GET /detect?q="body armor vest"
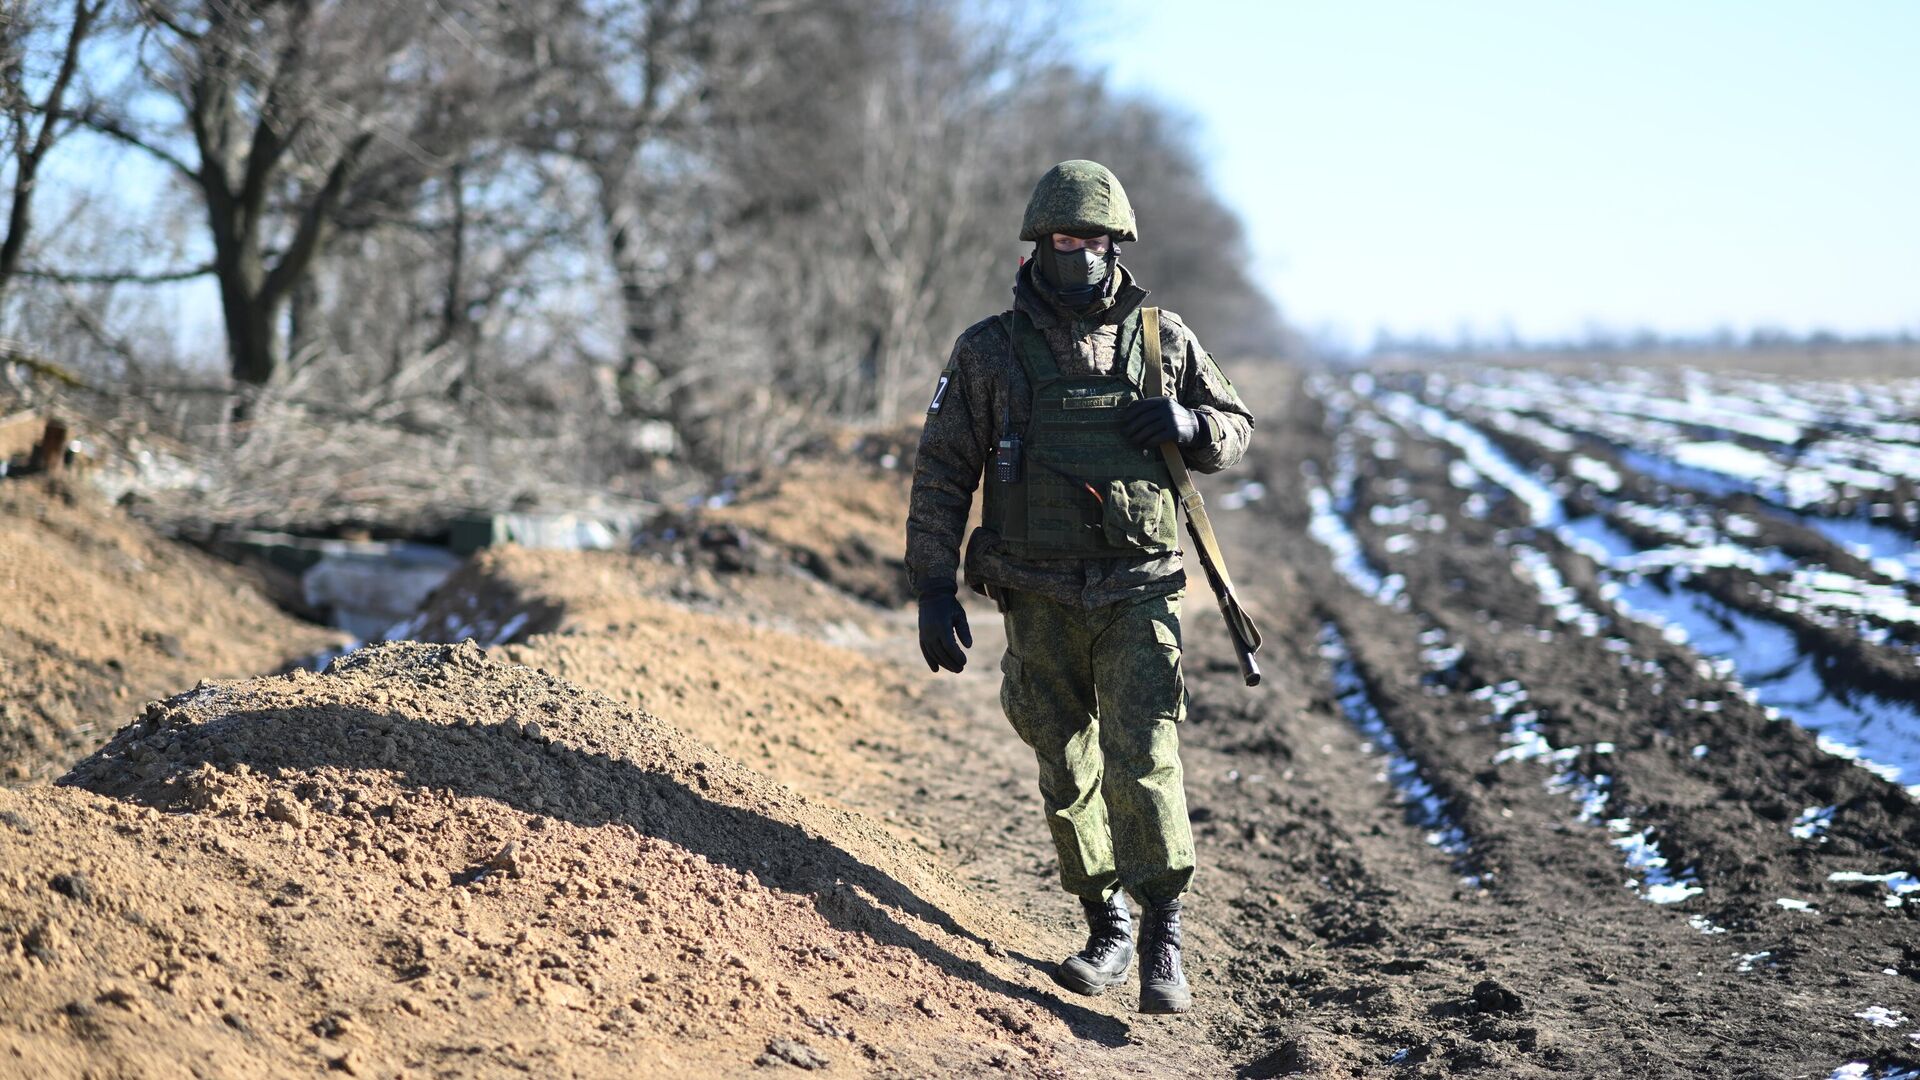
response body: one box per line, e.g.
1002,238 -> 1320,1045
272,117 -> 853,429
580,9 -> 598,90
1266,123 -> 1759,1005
982,309 -> 1179,559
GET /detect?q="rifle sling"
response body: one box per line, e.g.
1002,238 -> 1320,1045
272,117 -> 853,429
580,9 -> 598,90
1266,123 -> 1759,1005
1141,308 -> 1263,653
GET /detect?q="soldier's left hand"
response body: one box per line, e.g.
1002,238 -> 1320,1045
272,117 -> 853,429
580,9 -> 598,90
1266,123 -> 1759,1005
917,590 -> 972,673
1122,396 -> 1200,448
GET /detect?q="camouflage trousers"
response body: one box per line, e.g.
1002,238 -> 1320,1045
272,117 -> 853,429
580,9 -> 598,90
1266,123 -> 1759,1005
998,587 -> 1195,907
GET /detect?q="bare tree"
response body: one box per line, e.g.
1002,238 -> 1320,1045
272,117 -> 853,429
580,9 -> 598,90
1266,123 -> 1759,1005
76,0 -> 561,387
534,0 -> 747,426
0,0 -> 109,300
1,0 -> 1290,521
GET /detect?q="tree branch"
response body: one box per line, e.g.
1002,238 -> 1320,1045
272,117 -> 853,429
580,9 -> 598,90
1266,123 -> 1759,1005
0,340 -> 100,392
0,0 -> 103,292
132,0 -> 205,44
238,4 -> 311,221
64,106 -> 197,180
51,280 -> 150,379
260,130 -> 374,305
18,262 -> 215,285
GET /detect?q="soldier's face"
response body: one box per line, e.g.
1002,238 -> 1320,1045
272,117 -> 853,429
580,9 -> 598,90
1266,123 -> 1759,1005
1051,233 -> 1112,255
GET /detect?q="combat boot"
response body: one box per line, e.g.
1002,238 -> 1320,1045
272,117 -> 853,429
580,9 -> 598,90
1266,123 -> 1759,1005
1137,897 -> 1191,1014
1052,892 -> 1134,995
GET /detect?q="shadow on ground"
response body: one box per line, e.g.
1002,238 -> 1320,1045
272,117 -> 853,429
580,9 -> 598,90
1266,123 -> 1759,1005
66,703 -> 1131,1049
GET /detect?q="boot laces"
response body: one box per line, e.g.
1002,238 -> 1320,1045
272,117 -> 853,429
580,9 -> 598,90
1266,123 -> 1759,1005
1080,896 -> 1131,962
1143,902 -> 1184,982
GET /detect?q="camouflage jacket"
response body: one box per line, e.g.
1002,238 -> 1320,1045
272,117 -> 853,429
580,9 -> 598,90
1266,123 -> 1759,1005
906,262 -> 1254,609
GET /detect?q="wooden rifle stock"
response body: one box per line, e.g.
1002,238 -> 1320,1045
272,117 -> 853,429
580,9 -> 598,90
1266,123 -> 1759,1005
1142,307 -> 1263,688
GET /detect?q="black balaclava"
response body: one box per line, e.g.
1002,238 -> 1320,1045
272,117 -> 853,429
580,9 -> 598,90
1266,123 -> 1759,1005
1034,238 -> 1117,309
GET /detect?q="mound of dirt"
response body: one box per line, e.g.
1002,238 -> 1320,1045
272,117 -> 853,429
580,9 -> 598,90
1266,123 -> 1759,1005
2,641 -> 1086,1078
384,538 -> 927,812
398,544 -> 891,651
703,459 -> 908,607
637,428 -> 916,609
502,610 -> 917,804
0,477 -> 343,785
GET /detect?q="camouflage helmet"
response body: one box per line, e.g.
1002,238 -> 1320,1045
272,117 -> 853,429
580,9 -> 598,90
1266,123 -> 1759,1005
1020,159 -> 1137,244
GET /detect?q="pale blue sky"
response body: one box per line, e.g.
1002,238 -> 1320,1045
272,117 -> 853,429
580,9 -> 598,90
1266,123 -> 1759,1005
1093,1 -> 1919,350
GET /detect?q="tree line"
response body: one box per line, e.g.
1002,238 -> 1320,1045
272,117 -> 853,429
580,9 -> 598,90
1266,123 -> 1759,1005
1,0 -> 1288,475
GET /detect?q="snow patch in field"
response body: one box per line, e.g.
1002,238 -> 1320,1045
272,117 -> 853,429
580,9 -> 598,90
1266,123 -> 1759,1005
1814,735 -> 1912,792
1830,1063 -> 1920,1080
1307,482 -> 1405,606
1671,440 -> 1784,488
1483,408 -> 1576,453
1438,366 -> 1917,518
1804,514 -> 1920,583
1613,828 -> 1703,903
297,638 -> 363,673
1477,673 -> 1704,905
1569,455 -> 1622,492
1828,870 -> 1920,907
1783,568 -> 1920,628
1510,545 -> 1604,636
383,612 -> 428,641
1855,1006 -> 1909,1029
1418,627 -> 1465,673
1377,391 -> 1565,526
1218,480 -> 1266,511
488,612 -> 531,647
1792,806 -> 1835,841
1559,514 -> 1920,798
1318,623 -> 1475,867
1449,459 -> 1483,491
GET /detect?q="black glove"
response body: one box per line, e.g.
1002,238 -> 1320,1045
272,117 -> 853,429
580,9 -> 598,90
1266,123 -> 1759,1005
1122,396 -> 1200,448
917,588 -> 972,673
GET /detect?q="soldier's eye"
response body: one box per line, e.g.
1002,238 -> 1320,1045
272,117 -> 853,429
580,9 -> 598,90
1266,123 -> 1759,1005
1052,236 -> 1110,254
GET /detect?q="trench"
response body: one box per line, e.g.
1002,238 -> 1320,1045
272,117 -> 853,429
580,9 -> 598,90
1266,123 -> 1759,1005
212,510 -> 654,668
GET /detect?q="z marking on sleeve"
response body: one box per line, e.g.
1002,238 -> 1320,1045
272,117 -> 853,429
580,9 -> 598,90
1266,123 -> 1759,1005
928,374 -> 951,413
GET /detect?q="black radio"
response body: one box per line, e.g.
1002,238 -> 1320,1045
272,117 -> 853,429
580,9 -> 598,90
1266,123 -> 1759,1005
995,432 -> 1024,484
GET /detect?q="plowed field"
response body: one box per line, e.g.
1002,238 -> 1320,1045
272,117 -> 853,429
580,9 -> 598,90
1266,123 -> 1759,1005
1160,363 -> 1920,1077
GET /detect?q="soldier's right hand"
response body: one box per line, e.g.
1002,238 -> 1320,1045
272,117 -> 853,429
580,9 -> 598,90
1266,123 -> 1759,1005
917,589 -> 972,673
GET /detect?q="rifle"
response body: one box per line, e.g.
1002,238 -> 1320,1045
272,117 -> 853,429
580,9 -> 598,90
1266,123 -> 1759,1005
1141,307 -> 1264,687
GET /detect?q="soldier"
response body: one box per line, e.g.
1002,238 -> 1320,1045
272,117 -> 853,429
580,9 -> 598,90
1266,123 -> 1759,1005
905,159 -> 1254,1014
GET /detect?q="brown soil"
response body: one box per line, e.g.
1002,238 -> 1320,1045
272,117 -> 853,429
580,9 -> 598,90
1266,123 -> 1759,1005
0,449 -> 1210,1076
3,641 -> 1124,1078
702,449 -> 913,607
502,594 -> 916,800
0,477 -> 343,786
